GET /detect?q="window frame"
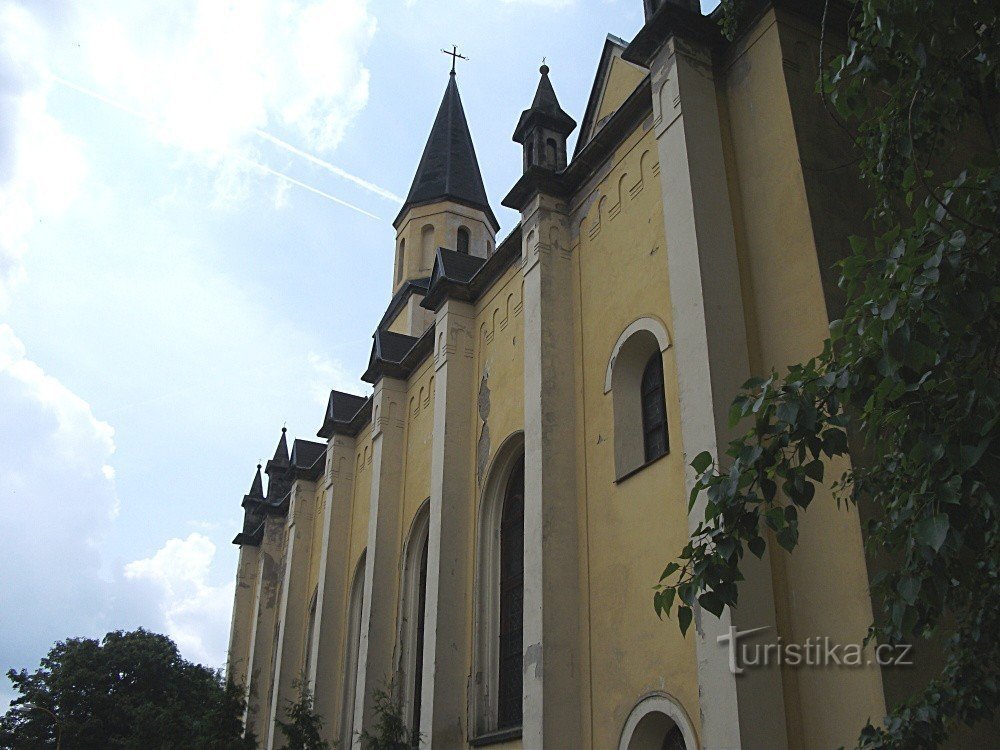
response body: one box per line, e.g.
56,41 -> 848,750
396,501 -> 430,745
471,432 -> 526,743
605,318 -> 672,482
641,351 -> 668,463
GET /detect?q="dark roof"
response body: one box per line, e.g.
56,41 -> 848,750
324,390 -> 368,425
246,464 -> 264,499
317,392 -> 373,438
266,427 -> 289,474
291,439 -> 326,470
433,247 -> 486,284
422,225 -> 522,312
376,277 -> 431,332
290,438 -> 326,481
513,64 -> 577,144
394,73 -> 499,231
362,329 -> 420,384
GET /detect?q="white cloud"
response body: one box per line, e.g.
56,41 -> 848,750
0,3 -> 87,309
124,533 -> 234,667
78,0 -> 377,158
0,323 -> 116,492
0,324 -> 121,683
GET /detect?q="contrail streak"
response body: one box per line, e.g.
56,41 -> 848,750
241,159 -> 381,220
49,74 -> 383,220
51,75 -> 156,123
253,129 -> 404,204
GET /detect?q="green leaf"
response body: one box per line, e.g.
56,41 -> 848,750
915,513 -> 949,552
804,460 -> 825,482
898,575 -> 921,606
699,591 -> 725,618
776,400 -> 800,425
691,451 -> 713,475
659,562 -> 680,582
748,536 -> 766,558
677,605 -> 693,637
777,526 -> 798,552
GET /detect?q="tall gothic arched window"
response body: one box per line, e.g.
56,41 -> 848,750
641,352 -> 668,462
457,226 -> 470,254
497,455 -> 524,729
398,503 -> 430,748
341,551 -> 366,750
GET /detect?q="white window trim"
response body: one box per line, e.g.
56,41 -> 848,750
604,316 -> 671,394
395,499 -> 430,732
470,431 -> 525,738
618,692 -> 699,750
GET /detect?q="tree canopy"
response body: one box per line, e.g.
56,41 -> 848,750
0,629 -> 255,750
655,0 -> 998,747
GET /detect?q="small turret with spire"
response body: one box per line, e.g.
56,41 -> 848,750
513,62 -> 576,173
234,463 -> 266,545
264,426 -> 293,504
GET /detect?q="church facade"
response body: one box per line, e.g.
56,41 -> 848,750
226,2 -> 892,748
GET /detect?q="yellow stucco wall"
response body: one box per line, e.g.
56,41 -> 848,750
594,55 -> 647,136
400,359 -> 435,541
718,9 -> 884,748
573,119 -> 701,747
349,424 -> 373,573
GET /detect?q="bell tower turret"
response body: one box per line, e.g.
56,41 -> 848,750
513,64 -> 576,173
391,67 -> 498,293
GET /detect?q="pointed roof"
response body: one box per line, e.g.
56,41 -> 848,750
265,427 -> 289,474
394,73 -> 498,231
247,464 -> 264,499
513,64 -> 577,144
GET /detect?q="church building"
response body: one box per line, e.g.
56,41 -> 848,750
226,1 -> 892,747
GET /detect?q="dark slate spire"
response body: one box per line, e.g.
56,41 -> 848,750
394,73 -> 498,230
247,463 -> 264,499
270,427 -> 289,467
514,64 -> 576,138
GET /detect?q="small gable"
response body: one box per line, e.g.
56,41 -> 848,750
575,36 -> 649,158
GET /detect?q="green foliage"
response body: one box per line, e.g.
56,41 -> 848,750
656,1 -> 999,747
276,684 -> 330,750
0,628 -> 255,750
355,684 -> 415,750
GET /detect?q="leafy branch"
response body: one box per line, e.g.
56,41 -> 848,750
657,1 -> 998,747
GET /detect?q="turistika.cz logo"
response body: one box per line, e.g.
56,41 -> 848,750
717,626 -> 913,675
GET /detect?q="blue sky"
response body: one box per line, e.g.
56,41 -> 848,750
0,0 -> 717,702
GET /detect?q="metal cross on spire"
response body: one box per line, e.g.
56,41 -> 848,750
441,44 -> 468,75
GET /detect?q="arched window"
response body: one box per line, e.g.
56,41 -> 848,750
606,318 -> 671,480
341,551 -> 366,750
421,224 -> 435,261
498,456 -> 524,729
618,693 -> 696,750
397,503 -> 430,747
641,353 -> 668,462
396,239 -> 406,284
457,226 -> 471,254
472,433 -> 525,739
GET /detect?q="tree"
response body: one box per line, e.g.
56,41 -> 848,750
276,684 -> 329,750
355,683 -> 414,750
654,1 -> 998,748
0,629 -> 256,750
